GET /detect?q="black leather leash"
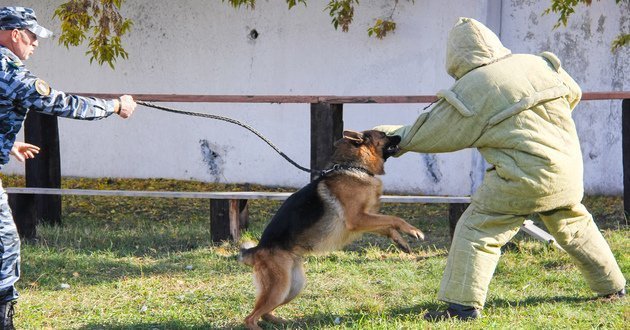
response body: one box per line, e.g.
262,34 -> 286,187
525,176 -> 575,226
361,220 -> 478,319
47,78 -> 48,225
137,101 -> 322,175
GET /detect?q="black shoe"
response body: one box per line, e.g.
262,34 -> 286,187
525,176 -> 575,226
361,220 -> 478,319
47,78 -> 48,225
424,303 -> 481,321
0,301 -> 15,330
600,288 -> 626,300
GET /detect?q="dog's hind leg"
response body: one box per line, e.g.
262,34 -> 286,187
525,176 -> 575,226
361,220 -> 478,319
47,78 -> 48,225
286,256 -> 306,303
244,251 -> 294,330
262,256 -> 306,324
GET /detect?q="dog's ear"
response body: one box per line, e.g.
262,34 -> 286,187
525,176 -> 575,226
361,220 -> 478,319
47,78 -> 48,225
342,130 -> 364,145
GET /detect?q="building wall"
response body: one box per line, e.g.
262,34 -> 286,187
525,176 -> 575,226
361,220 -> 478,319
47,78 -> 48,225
1,0 -> 627,195
500,0 -> 629,195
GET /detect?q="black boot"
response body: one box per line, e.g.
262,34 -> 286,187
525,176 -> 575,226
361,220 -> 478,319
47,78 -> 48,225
600,288 -> 626,300
0,301 -> 15,330
424,303 -> 481,321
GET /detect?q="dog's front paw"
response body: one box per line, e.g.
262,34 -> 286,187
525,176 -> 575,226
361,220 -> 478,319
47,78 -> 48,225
388,229 -> 412,253
410,228 -> 425,240
403,224 -> 425,240
395,240 -> 412,253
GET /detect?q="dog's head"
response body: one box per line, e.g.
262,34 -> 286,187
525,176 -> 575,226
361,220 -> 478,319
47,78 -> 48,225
331,130 -> 401,175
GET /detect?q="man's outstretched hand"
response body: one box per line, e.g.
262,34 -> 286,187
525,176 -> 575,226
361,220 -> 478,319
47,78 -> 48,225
10,142 -> 40,162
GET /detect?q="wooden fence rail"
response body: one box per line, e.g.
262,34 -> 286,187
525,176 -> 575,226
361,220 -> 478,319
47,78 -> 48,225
64,91 -> 630,103
9,92 -> 630,241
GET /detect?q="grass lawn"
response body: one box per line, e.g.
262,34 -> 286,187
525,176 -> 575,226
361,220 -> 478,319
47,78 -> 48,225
2,176 -> 628,329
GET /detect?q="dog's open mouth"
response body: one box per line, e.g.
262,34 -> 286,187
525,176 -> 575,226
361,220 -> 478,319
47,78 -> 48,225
383,136 -> 402,159
384,145 -> 400,159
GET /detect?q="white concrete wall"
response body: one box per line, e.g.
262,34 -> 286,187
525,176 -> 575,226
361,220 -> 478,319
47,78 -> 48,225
501,0 -> 629,195
1,0 -> 627,195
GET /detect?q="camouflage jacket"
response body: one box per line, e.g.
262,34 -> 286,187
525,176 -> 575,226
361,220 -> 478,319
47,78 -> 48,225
0,46 -> 116,168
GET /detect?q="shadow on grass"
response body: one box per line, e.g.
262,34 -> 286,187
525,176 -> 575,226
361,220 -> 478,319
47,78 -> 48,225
210,301 -> 440,330
19,248 -> 249,289
236,305 -> 433,330
488,294 -> 598,307
382,294 -> 593,319
77,321 -> 222,330
77,321 -> 300,330
73,294 -> 617,329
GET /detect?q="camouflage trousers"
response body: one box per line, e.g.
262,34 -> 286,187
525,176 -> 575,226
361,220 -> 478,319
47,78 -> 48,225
0,181 -> 19,303
438,202 -> 626,309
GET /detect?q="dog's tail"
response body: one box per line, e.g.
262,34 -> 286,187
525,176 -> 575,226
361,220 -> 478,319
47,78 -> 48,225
238,241 -> 258,266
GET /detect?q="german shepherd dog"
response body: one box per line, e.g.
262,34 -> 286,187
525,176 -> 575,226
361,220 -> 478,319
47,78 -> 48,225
239,129 -> 424,330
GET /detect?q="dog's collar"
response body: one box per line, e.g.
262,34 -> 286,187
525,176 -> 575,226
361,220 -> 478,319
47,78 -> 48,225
320,164 -> 374,177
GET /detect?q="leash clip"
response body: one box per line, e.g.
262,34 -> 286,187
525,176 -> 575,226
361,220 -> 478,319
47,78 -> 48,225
320,164 -> 342,177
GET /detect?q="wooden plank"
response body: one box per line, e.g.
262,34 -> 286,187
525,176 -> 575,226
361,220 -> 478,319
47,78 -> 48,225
448,203 -> 468,242
521,220 -> 563,250
210,200 -> 231,242
24,111 -> 62,226
623,99 -> 630,217
381,195 -> 470,203
70,92 -> 630,104
5,188 -> 293,200
581,92 -> 630,101
228,199 -> 244,238
237,200 -> 249,229
4,187 -> 471,203
316,96 -> 438,103
210,199 -> 248,242
72,94 -> 440,104
311,103 -> 343,180
7,193 -> 37,239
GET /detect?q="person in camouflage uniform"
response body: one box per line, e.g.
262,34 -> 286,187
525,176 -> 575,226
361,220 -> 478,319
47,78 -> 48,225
0,7 -> 136,329
375,17 -> 626,321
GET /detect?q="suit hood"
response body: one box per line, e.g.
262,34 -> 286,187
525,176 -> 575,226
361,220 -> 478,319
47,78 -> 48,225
446,17 -> 512,79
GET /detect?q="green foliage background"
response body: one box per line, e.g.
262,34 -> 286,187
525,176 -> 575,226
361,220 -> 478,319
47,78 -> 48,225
53,0 -> 628,67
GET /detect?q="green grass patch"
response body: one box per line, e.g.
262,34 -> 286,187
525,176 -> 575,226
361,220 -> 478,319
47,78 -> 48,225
2,176 -> 627,329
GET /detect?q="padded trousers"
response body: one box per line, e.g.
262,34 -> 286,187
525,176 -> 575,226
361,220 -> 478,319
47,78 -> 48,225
438,202 -> 626,308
